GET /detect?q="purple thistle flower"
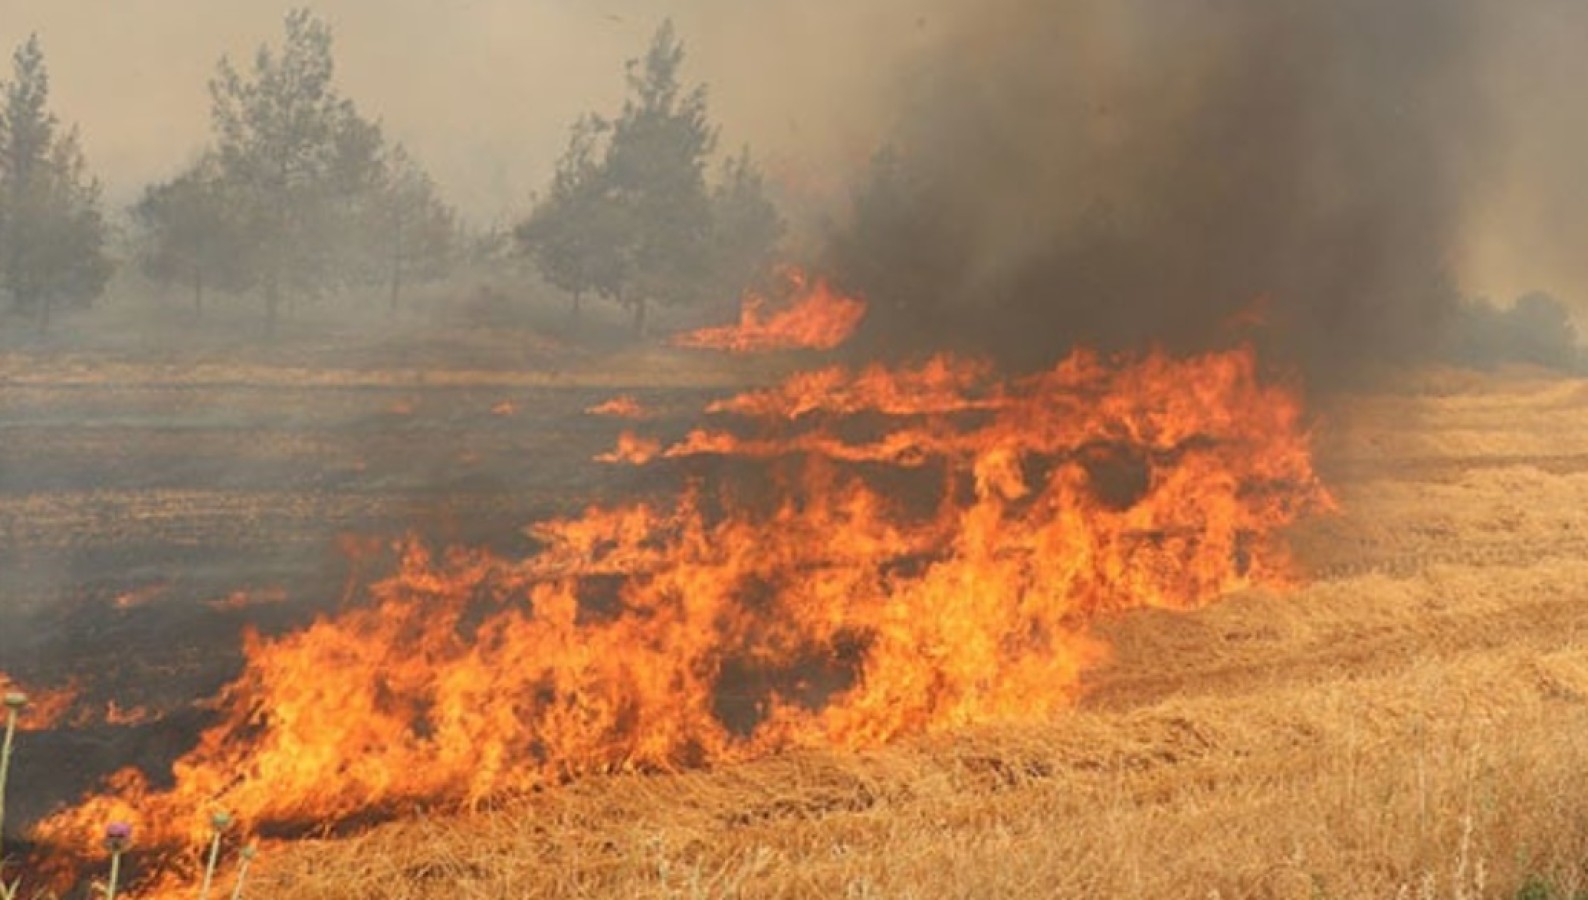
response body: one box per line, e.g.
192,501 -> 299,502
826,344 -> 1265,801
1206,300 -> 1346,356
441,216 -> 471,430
104,820 -> 132,852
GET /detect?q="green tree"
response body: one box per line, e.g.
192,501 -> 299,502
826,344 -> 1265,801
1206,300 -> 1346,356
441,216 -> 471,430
130,154 -> 250,316
208,8 -> 384,333
516,115 -> 617,323
604,20 -> 716,334
827,147 -> 970,350
705,146 -> 783,308
0,36 -> 111,332
519,21 -> 717,336
370,144 -> 456,313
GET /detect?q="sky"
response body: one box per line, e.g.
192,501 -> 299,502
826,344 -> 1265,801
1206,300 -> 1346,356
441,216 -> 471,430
0,1 -> 1584,313
0,0 -> 935,227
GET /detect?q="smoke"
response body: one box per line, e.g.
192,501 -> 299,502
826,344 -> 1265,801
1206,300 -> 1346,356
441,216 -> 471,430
826,0 -> 1500,383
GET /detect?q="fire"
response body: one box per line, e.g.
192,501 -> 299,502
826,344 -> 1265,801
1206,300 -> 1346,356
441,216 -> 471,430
205,587 -> 289,612
113,581 -> 171,610
31,344 -> 1330,879
1,673 -> 80,732
586,394 -> 649,419
671,268 -> 866,353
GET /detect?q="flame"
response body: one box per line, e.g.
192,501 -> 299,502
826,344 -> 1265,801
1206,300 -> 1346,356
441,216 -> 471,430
593,431 -> 662,464
586,395 -> 650,419
0,673 -> 81,732
113,581 -> 171,610
672,268 -> 866,353
205,587 -> 289,612
32,344 -> 1330,876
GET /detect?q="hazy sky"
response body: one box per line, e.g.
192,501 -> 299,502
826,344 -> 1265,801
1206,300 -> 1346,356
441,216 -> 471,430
0,1 -> 1584,311
0,1 -> 935,226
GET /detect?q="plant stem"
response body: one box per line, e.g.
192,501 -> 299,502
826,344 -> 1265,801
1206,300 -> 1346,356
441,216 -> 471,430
0,705 -> 16,865
106,850 -> 122,900
200,831 -> 223,900
228,846 -> 256,900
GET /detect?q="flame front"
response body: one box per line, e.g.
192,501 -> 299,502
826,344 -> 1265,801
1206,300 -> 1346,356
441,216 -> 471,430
671,267 -> 866,353
34,344 -> 1330,862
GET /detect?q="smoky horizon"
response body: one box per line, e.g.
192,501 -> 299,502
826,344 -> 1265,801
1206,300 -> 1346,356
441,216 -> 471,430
0,0 -> 1582,337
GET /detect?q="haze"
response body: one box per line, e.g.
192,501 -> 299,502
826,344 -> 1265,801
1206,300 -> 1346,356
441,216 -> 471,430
0,1 -> 1584,311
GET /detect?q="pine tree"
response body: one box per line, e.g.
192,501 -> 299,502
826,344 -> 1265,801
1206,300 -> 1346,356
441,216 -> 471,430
131,154 -> 250,317
0,35 -> 111,332
518,21 -> 719,336
208,8 -> 384,332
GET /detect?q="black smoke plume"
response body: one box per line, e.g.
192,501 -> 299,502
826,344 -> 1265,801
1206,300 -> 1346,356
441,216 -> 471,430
827,0 -> 1495,384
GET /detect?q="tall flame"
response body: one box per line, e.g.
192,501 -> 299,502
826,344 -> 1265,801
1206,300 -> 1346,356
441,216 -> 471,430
33,344 -> 1330,873
671,268 -> 866,353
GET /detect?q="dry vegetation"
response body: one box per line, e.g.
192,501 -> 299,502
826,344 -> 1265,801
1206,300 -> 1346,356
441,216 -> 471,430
151,367 -> 1586,900
8,358 -> 1588,898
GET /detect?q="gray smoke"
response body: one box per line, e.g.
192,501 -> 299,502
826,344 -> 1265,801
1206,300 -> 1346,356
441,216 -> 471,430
827,0 -> 1497,383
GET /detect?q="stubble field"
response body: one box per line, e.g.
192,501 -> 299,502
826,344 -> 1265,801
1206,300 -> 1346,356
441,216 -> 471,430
4,340 -> 1587,899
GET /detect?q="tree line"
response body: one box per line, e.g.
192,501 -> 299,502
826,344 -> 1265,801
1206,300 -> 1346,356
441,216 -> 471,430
0,10 -> 783,336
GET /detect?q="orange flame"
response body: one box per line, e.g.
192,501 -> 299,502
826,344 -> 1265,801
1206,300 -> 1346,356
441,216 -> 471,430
586,395 -> 650,419
113,581 -> 171,610
205,587 -> 290,612
1,673 -> 81,732
33,344 -> 1331,874
672,268 -> 866,353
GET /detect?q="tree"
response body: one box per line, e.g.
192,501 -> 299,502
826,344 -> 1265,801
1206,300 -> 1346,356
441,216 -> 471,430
515,115 -> 617,323
368,144 -> 456,314
826,147 -> 971,352
705,147 -> 783,309
208,8 -> 384,332
603,20 -> 716,334
0,36 -> 111,331
518,21 -> 717,336
130,154 -> 250,316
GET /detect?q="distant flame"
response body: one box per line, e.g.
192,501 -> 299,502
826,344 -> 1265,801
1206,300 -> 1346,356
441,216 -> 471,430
586,395 -> 649,419
672,268 -> 865,353
0,674 -> 80,732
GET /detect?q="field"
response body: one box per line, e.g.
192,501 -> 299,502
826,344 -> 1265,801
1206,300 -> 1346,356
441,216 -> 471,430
4,333 -> 1588,898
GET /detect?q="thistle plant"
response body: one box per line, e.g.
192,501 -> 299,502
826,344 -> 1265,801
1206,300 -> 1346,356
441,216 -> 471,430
104,821 -> 132,900
228,843 -> 257,900
199,810 -> 231,900
0,692 -> 26,868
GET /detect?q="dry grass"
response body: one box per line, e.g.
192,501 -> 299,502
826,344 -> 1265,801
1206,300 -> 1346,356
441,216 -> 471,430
116,368 -> 1588,897
151,368 -> 1588,899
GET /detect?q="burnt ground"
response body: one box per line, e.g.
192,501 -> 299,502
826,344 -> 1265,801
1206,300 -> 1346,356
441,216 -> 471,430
0,328 -> 747,835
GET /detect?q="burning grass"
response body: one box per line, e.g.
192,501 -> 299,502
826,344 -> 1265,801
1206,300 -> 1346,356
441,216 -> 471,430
22,342 -> 1332,893
670,268 -> 866,354
13,354 -> 1588,898
228,641 -> 1588,900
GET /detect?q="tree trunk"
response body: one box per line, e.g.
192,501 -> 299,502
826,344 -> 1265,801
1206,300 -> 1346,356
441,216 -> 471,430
389,214 -> 403,317
193,266 -> 204,319
265,278 -> 280,338
388,260 -> 402,317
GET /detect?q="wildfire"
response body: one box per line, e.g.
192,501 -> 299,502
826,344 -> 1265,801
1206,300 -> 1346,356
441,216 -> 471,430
31,343 -> 1331,879
586,394 -> 650,419
671,268 -> 866,353
0,673 -> 79,732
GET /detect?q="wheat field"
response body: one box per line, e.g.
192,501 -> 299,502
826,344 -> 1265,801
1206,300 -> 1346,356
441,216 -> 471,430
159,367 -> 1582,900
8,360 -> 1588,899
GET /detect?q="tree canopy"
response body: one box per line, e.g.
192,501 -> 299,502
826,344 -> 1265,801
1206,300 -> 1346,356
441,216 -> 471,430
154,8 -> 459,331
0,35 -> 111,331
518,21 -> 782,335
